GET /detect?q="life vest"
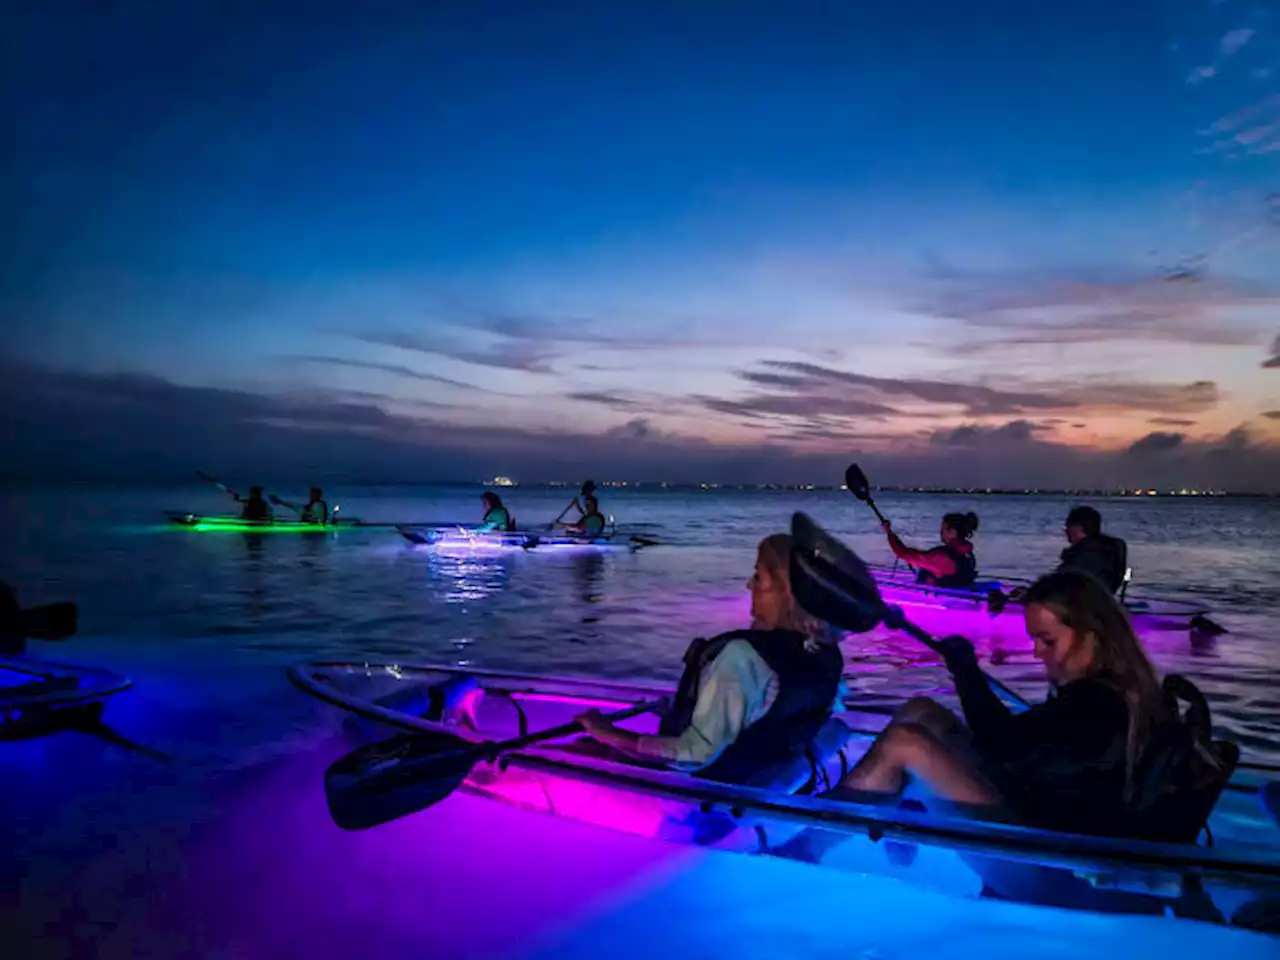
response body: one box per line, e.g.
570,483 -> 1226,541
580,512 -> 605,538
483,507 -> 514,532
915,543 -> 978,590
1060,535 -> 1128,594
301,500 -> 329,524
242,498 -> 271,522
658,629 -> 844,784
1125,675 -> 1239,844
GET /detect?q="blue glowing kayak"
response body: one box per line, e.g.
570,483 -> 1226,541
396,526 -> 659,551
291,661 -> 1280,933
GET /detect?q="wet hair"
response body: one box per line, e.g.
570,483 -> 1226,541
249,486 -> 264,497
1021,569 -> 1164,798
942,511 -> 980,541
481,491 -> 504,511
1066,505 -> 1102,538
309,487 -> 323,499
755,533 -> 832,641
580,479 -> 597,496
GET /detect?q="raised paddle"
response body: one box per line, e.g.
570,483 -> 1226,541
196,469 -> 239,498
844,463 -> 892,528
789,510 -> 1030,711
323,696 -> 666,829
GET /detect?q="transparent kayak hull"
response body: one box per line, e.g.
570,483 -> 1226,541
396,526 -> 649,552
1,656 -> 131,735
291,661 -> 1280,932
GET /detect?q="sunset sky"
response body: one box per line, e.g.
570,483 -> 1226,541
5,2 -> 1279,488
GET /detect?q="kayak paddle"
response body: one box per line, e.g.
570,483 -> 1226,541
196,470 -> 241,500
845,463 -> 891,528
789,510 -> 1030,711
324,697 -> 665,829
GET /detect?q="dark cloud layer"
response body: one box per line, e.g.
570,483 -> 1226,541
1126,431 -> 1186,455
2,360 -> 1277,491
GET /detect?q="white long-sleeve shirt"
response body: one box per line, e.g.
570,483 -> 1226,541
630,638 -> 845,769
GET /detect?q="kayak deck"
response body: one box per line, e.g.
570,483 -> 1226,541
292,661 -> 1280,931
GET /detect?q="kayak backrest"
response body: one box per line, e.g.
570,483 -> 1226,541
1127,674 -> 1238,844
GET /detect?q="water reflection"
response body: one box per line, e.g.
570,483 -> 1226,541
422,549 -> 514,605
573,552 -> 607,620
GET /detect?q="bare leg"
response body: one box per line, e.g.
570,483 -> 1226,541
834,722 -> 1002,806
892,696 -> 969,747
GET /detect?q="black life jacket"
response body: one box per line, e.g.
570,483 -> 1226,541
916,543 -> 978,590
242,497 -> 271,522
658,629 -> 844,784
1060,535 -> 1128,594
1126,675 -> 1239,844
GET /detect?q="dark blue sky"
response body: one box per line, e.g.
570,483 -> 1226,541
5,2 -> 1279,487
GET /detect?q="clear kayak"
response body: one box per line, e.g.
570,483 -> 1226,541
164,511 -> 375,533
1,656 -> 132,736
867,563 -> 1214,629
396,525 -> 659,552
290,661 -> 1280,932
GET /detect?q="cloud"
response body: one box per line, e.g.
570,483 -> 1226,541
1126,432 -> 1186,455
928,420 -> 1045,447
284,355 -> 484,391
3,359 -> 1277,491
566,391 -> 646,411
1220,27 -> 1255,57
1188,65 -> 1218,85
347,329 -> 559,373
722,361 -> 1220,422
1149,416 -> 1198,427
1201,94 -> 1280,156
1263,410 -> 1280,420
914,266 -> 1276,355
1265,334 -> 1280,368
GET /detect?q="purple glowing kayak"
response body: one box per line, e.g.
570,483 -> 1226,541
291,661 -> 1280,931
866,563 -> 1213,629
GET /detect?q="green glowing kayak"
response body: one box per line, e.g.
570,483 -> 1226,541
164,511 -> 369,533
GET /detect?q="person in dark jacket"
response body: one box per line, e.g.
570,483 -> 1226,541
1058,506 -> 1128,594
826,570 -> 1166,837
882,512 -> 980,590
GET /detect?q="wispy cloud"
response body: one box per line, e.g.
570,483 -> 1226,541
913,267 -> 1275,355
566,391 -> 647,411
1220,27 -> 1256,57
1201,94 -> 1280,156
1263,410 -> 1280,420
1149,416 -> 1198,427
283,355 -> 484,391
1188,64 -> 1218,85
347,330 -> 559,373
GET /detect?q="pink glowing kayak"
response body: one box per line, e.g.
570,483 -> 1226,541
290,661 -> 1280,932
866,563 -> 1215,630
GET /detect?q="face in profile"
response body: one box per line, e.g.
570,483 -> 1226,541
1024,602 -> 1098,685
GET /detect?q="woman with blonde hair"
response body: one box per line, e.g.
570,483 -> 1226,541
576,533 -> 845,782
829,569 -> 1167,836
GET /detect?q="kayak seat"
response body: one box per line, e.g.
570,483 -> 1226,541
1126,674 -> 1239,845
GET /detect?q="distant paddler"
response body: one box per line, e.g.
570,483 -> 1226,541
478,491 -> 516,532
882,511 -> 980,590
550,480 -> 607,538
271,487 -> 330,525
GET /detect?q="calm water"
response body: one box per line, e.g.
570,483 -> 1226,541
3,483 -> 1279,760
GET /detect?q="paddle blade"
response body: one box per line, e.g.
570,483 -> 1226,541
789,512 -> 885,634
19,602 -> 78,641
844,463 -> 872,502
324,730 -> 481,830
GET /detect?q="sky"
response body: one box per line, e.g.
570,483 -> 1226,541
4,1 -> 1280,489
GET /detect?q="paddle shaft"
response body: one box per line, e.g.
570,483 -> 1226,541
886,604 -> 1030,711
482,697 -> 665,757
549,497 -> 582,529
197,470 -> 240,500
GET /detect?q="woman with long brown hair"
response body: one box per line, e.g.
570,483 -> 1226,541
829,569 -> 1166,836
575,533 -> 845,782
